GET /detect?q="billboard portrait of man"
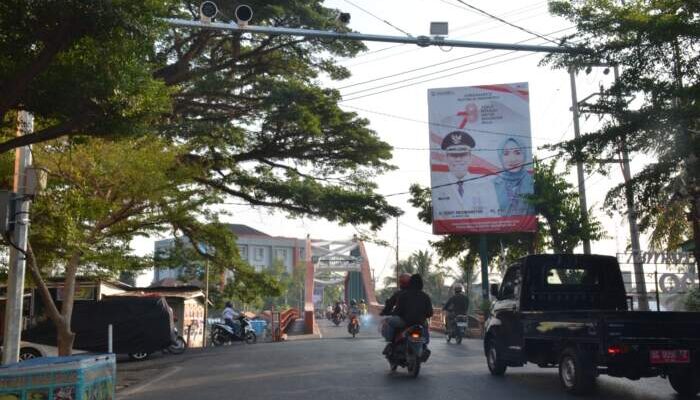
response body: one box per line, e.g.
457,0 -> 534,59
433,130 -> 498,217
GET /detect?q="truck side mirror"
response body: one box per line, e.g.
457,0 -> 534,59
490,284 -> 499,298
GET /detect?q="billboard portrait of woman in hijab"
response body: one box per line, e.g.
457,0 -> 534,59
493,137 -> 534,216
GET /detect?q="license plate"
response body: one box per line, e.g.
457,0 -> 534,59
456,322 -> 468,327
649,350 -> 690,364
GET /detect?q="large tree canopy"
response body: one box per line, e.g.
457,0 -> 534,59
157,1 -> 400,229
543,0 -> 699,263
1,0 -> 401,229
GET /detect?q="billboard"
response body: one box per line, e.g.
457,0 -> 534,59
428,83 -> 536,234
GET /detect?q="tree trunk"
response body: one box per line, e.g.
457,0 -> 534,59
57,321 -> 76,356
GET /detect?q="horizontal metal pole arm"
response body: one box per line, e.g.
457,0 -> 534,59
163,18 -> 584,54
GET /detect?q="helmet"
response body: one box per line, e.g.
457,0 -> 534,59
398,273 -> 411,289
360,299 -> 365,304
225,301 -> 233,308
454,284 -> 464,294
350,299 -> 357,306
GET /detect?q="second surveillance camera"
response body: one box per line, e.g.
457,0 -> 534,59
199,1 -> 218,23
336,12 -> 351,24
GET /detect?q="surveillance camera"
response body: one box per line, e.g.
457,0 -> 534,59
336,12 -> 351,24
199,1 -> 218,23
235,4 -> 253,27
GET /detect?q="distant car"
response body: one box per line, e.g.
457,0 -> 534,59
0,341 -> 87,362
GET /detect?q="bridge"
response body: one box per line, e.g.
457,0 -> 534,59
301,237 -> 381,334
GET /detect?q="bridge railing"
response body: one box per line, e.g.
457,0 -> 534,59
271,308 -> 299,341
429,308 -> 485,338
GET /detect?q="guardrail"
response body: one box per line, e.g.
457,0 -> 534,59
271,308 -> 299,341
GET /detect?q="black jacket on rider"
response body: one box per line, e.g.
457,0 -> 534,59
380,289 -> 405,316
393,274 -> 433,326
443,293 -> 469,315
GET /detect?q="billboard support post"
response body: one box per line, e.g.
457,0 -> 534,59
480,235 -> 489,301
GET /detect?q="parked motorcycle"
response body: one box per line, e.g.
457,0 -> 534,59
211,316 -> 257,346
446,314 -> 468,344
384,325 -> 430,377
347,314 -> 360,338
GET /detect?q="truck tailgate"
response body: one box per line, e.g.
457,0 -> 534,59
602,311 -> 700,344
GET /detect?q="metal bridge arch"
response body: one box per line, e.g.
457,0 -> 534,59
303,237 -> 378,334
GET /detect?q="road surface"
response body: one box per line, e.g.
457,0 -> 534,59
119,316 -> 680,399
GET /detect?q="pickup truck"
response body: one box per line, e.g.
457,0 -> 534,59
484,254 -> 700,396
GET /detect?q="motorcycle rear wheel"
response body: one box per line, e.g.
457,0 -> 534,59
245,331 -> 257,344
211,330 -> 227,346
408,358 -> 421,378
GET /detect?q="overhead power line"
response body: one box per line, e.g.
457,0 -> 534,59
337,26 -> 575,90
341,51 -> 538,101
382,153 -> 560,198
341,104 -> 540,139
451,0 -> 561,45
341,0 -> 413,37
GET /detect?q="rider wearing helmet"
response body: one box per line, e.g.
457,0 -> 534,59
443,284 -> 469,332
349,299 -> 360,316
380,273 -> 412,343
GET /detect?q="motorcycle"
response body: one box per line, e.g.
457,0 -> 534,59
211,316 -> 257,346
347,314 -> 360,338
331,312 -> 343,326
446,314 -> 468,344
384,325 -> 430,378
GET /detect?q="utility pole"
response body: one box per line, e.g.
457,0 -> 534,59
614,65 -> 649,311
395,217 -> 400,288
2,111 -> 33,365
569,68 -> 592,255
202,259 -> 210,347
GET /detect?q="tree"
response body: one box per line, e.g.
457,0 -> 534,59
1,1 -> 402,230
154,1 -> 401,230
528,161 -> 605,253
13,136 -> 278,355
544,1 -> 700,266
0,0 -> 172,152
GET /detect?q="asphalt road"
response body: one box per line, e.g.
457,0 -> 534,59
119,317 -> 683,400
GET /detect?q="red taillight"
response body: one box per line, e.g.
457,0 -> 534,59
608,345 -> 629,355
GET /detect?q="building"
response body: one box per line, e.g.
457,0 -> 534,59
153,224 -> 308,285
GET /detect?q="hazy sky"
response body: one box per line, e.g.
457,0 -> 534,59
135,0 -> 649,287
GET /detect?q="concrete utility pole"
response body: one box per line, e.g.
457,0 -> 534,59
395,218 -> 400,288
613,65 -> 649,311
202,259 -> 210,347
568,69 -> 592,255
2,111 -> 33,365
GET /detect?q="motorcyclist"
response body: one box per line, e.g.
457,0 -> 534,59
393,274 -> 433,344
333,300 -> 342,318
443,284 -> 469,333
359,299 -> 368,315
380,273 -> 411,342
222,301 -> 241,336
348,299 -> 360,316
